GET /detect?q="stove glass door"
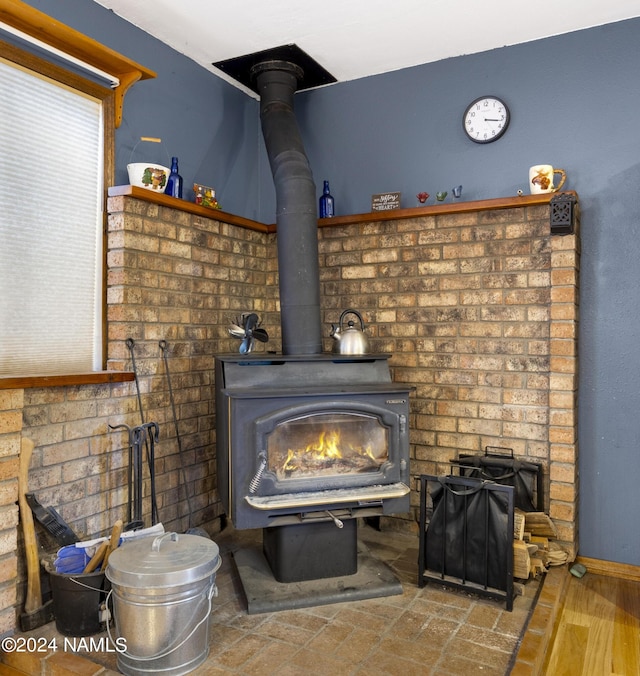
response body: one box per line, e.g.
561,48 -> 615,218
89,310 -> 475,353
266,412 -> 389,482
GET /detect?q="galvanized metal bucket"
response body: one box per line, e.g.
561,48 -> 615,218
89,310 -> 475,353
106,532 -> 221,676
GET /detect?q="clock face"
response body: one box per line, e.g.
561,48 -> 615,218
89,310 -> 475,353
463,96 -> 510,144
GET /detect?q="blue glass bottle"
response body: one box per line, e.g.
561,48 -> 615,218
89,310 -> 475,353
164,156 -> 183,199
319,180 -> 334,218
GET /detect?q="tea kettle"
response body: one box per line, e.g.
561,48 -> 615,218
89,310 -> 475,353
330,309 -> 369,355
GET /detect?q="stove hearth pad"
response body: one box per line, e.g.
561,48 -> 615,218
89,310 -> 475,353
234,529 -> 403,615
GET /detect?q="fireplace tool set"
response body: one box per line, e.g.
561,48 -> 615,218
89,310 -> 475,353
106,338 -> 200,533
108,421 -> 159,530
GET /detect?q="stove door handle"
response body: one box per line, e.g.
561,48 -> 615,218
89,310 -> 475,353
325,510 -> 344,528
249,452 -> 268,494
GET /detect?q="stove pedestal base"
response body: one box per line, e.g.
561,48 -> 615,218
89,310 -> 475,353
263,519 -> 358,582
233,538 -> 403,615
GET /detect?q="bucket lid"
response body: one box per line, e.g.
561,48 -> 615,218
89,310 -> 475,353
106,532 -> 221,588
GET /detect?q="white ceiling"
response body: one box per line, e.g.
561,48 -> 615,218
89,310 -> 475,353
93,0 -> 640,98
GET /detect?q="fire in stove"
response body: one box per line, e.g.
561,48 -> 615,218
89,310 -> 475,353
271,414 -> 387,479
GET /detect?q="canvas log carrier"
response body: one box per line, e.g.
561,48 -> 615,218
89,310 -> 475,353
450,446 -> 544,512
418,474 -> 515,610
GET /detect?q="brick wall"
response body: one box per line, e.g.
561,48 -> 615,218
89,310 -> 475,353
104,196 -> 271,533
0,195 -> 271,633
317,204 -> 579,552
0,192 -> 578,633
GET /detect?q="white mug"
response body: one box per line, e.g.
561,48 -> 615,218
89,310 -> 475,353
529,165 -> 566,194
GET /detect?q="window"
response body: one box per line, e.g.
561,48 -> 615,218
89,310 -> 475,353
0,2 -> 153,381
0,51 -> 106,375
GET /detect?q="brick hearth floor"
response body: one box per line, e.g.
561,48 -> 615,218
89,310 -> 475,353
4,522 -> 550,675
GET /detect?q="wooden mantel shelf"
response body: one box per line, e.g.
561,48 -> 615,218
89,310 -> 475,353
110,185 -> 577,233
318,191 -> 577,227
108,185 -> 273,233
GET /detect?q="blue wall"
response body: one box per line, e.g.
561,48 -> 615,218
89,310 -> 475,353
295,20 -> 640,567
21,1 -> 640,566
22,0 -> 261,219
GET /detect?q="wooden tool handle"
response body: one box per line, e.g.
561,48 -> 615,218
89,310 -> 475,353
103,519 -> 123,569
82,541 -> 108,574
19,438 -> 41,614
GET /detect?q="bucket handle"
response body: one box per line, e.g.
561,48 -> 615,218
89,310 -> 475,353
152,531 -> 178,551
106,581 -> 218,662
128,137 -> 171,166
67,577 -> 106,593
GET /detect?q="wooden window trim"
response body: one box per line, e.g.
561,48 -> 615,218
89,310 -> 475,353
0,0 -> 156,127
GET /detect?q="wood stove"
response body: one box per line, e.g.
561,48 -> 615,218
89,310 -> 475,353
212,53 -> 411,596
215,354 -> 411,582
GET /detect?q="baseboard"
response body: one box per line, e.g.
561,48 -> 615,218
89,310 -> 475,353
575,556 -> 640,582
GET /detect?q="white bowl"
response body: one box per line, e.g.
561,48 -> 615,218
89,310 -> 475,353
127,163 -> 171,191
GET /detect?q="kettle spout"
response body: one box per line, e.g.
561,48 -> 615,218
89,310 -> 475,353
330,324 -> 341,340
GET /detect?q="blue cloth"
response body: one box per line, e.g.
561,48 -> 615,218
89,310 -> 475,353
54,545 -> 89,574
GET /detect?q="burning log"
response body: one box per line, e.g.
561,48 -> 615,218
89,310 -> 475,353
276,426 -> 384,480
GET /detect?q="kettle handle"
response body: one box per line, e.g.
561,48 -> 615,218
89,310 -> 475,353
339,309 -> 365,330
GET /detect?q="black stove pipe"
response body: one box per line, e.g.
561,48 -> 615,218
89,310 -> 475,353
251,60 -> 322,355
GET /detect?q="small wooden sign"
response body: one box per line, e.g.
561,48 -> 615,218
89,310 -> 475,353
371,192 -> 401,211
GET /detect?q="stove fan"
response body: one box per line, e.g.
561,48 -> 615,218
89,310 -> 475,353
228,313 -> 269,353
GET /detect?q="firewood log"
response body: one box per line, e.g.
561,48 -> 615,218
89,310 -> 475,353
530,556 -> 547,577
524,512 -> 558,538
514,509 -> 526,540
513,540 -> 531,579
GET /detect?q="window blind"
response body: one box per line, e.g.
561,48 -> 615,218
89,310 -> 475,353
0,57 -> 103,375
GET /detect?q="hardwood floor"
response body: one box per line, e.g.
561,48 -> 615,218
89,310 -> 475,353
543,572 -> 640,675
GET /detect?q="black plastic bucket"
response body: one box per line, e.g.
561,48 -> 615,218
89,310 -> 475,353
47,566 -> 107,636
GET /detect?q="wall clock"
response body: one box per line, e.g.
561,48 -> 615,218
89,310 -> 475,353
463,96 -> 510,144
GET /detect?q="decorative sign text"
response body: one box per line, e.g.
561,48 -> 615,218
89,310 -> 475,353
371,192 -> 401,211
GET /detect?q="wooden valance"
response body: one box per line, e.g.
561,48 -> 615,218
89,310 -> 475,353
0,0 -> 156,126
